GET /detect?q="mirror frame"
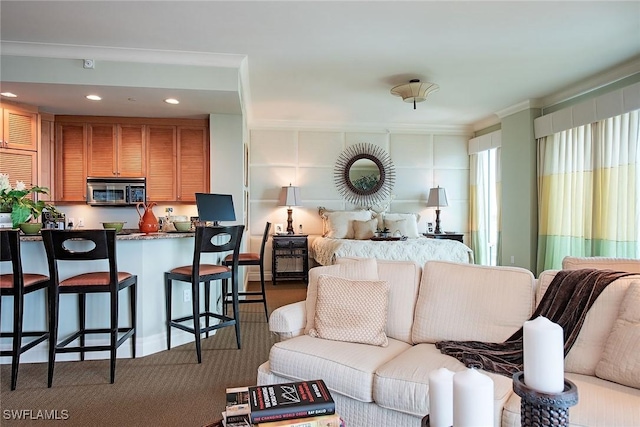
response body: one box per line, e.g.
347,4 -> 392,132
334,142 -> 396,207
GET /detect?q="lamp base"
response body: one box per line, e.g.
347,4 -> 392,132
434,209 -> 443,234
286,208 -> 294,234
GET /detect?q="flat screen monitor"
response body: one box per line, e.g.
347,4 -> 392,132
195,193 -> 236,225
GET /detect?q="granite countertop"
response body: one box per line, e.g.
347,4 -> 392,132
19,229 -> 196,242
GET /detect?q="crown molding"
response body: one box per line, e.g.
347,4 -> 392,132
249,119 -> 472,135
495,99 -> 543,119
471,114 -> 501,133
1,41 -> 245,68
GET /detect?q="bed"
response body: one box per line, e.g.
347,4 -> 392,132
311,236 -> 474,266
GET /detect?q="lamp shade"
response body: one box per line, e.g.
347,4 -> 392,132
426,186 -> 448,209
390,79 -> 439,109
278,185 -> 302,207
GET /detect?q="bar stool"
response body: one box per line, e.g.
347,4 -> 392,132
165,225 -> 244,363
222,222 -> 271,321
0,230 -> 52,390
41,229 -> 137,386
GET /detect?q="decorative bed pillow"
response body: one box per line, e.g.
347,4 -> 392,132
353,218 -> 377,240
305,258 -> 379,334
309,275 -> 390,347
595,281 -> 640,388
322,210 -> 372,239
383,213 -> 421,238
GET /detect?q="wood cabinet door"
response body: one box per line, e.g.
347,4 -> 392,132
177,126 -> 209,202
56,123 -> 87,202
87,123 -> 116,177
118,124 -> 146,177
2,107 -> 38,151
146,125 -> 176,202
39,117 -> 55,201
0,148 -> 37,191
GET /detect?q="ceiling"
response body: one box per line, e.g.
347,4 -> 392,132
1,1 -> 639,131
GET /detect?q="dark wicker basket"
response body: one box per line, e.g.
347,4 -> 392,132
512,372 -> 578,427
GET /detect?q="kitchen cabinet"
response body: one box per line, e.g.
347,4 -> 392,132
146,124 -> 209,203
0,104 -> 38,151
0,103 -> 38,191
39,114 -> 55,201
87,123 -> 145,178
55,123 -> 87,202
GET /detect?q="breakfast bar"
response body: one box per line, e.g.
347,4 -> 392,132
0,231 -> 228,365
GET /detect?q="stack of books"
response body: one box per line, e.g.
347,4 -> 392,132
222,379 -> 344,427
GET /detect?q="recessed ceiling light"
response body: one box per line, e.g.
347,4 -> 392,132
86,94 -> 102,101
164,98 -> 179,105
1,92 -> 17,98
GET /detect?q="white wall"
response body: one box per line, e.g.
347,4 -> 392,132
248,128 -> 471,274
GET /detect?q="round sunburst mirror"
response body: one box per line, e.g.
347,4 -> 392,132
334,143 -> 396,207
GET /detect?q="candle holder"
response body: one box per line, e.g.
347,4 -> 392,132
512,372 -> 578,427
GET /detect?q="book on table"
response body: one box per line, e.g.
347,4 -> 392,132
256,413 -> 343,427
247,379 -> 336,424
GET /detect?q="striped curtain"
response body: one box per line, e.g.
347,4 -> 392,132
469,148 -> 501,265
537,110 -> 640,273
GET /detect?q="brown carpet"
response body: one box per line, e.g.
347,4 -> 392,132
0,281 -> 307,427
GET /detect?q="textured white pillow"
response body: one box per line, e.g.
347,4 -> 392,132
353,218 -> 377,240
383,213 -> 421,238
305,258 -> 379,334
309,275 -> 390,347
595,281 -> 640,388
322,210 -> 372,239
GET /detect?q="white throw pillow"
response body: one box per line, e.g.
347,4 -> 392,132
383,213 -> 421,238
309,275 -> 390,347
304,258 -> 379,334
322,210 -> 372,239
353,218 -> 377,240
595,281 -> 640,388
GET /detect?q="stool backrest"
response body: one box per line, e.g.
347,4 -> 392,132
0,230 -> 22,290
193,225 -> 244,268
259,222 -> 272,259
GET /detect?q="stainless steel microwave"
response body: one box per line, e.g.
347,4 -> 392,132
86,177 -> 146,206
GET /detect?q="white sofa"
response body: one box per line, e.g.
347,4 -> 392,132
257,257 -> 640,427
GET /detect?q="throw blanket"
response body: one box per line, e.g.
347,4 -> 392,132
435,268 -> 633,377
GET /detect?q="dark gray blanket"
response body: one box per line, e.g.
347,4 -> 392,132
435,268 -> 633,377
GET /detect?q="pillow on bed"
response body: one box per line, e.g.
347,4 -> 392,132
353,218 -> 377,240
322,210 -> 373,239
383,213 -> 421,238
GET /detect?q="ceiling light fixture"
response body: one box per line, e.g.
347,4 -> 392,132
164,98 -> 179,105
1,92 -> 17,98
86,94 -> 102,101
390,79 -> 439,109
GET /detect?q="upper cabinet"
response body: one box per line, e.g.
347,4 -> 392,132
177,126 -> 209,202
87,123 -> 146,178
55,122 -> 87,202
0,105 -> 38,151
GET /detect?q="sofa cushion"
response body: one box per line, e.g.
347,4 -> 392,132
502,372 -> 640,427
268,334 -> 411,403
596,281 -> 640,388
562,256 -> 640,273
412,261 -> 536,344
304,258 -> 379,335
309,275 -> 390,347
335,258 -> 421,344
374,343 -> 513,424
538,271 -> 640,375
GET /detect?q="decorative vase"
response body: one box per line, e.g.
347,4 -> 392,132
0,212 -> 12,229
19,222 -> 43,235
136,202 -> 159,234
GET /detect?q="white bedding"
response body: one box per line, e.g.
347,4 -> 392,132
311,236 -> 474,266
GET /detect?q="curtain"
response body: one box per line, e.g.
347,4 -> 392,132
495,147 -> 502,266
469,148 -> 501,265
537,110 -> 640,273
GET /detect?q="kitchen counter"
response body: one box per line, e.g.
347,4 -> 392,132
1,229 -> 236,366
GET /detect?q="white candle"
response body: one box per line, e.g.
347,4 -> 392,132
429,367 -> 455,427
523,316 -> 564,393
453,368 -> 494,427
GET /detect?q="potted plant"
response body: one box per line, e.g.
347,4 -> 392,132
0,173 -> 59,234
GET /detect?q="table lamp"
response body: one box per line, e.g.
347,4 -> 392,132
426,186 -> 448,234
278,184 -> 301,234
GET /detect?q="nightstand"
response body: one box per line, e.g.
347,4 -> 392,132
423,232 -> 464,243
271,234 -> 309,285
